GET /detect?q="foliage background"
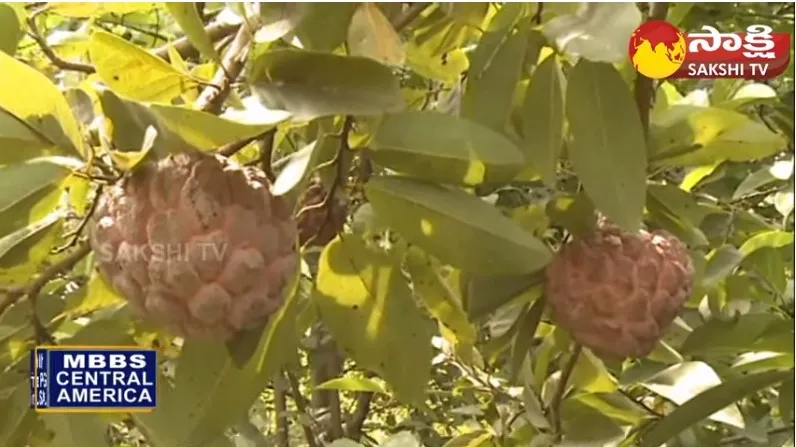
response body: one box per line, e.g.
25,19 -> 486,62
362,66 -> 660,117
0,2 -> 793,447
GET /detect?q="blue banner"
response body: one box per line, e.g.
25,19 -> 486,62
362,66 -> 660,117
30,346 -> 157,412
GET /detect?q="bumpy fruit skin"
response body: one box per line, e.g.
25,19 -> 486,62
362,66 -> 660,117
88,151 -> 298,340
296,182 -> 347,247
545,218 -> 694,360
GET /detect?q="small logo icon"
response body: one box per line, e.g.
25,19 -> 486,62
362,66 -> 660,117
629,20 -> 686,80
628,21 -> 790,80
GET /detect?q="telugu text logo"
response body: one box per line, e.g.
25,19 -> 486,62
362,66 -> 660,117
629,22 -> 790,80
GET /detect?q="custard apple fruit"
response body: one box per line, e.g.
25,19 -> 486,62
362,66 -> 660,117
88,151 -> 298,339
545,217 -> 694,359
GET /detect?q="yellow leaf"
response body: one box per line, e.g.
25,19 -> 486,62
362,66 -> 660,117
89,30 -> 199,103
348,2 -> 405,66
49,2 -> 157,17
0,52 -> 85,157
108,125 -> 157,172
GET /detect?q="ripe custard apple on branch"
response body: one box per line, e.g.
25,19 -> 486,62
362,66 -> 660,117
88,151 -> 299,340
545,216 -> 694,360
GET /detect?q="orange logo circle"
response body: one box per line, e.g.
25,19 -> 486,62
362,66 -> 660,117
628,20 -> 687,79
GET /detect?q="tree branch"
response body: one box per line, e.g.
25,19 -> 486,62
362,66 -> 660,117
548,344 -> 582,438
194,24 -> 251,114
718,424 -> 795,445
286,370 -> 318,447
298,117 -> 353,248
0,242 -> 91,316
274,374 -> 290,447
27,14 -> 95,74
345,390 -> 374,441
153,22 -> 240,60
392,3 -> 431,32
633,2 -> 670,135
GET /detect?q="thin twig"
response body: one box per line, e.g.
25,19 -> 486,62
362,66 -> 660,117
392,3 -> 431,32
345,391 -> 374,441
97,17 -> 169,42
0,242 -> 91,344
53,185 -> 104,254
0,242 -> 91,317
617,388 -> 663,418
27,13 -> 95,74
274,373 -> 290,447
299,117 -> 354,249
259,129 -> 277,182
548,344 -> 582,438
718,424 -> 795,445
633,2 -> 670,135
194,24 -> 251,114
153,22 -> 240,60
218,129 -> 273,158
286,371 -> 318,447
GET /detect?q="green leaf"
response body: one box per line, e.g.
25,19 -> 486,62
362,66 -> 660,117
463,272 -> 542,320
0,381 -> 35,446
97,88 -> 287,155
779,377 -> 794,422
165,3 -> 220,63
642,361 -> 745,428
0,156 -> 81,214
365,175 -> 552,275
369,111 -> 525,186
314,235 -> 435,405
254,3 -> 308,43
570,348 -> 618,393
701,244 -> 744,288
294,3 -> 357,52
41,414 -> 108,447
542,3 -> 641,63
406,41 -> 469,83
316,376 -> 389,394
566,60 -> 647,232
559,398 -> 626,445
739,230 -> 794,257
573,392 -> 649,425
638,369 -> 792,447
442,431 -> 493,447
0,209 -> 63,262
347,2 -> 405,66
522,54 -> 565,187
0,3 -> 22,55
249,48 -> 404,121
142,269 -> 304,447
732,166 -> 780,200
0,52 -> 85,157
462,27 -> 528,131
681,313 -> 785,355
732,352 -> 794,374
62,270 -> 125,317
272,133 -> 339,209
469,4 -> 528,75
650,106 -> 787,167
89,30 -> 199,103
381,431 -> 424,447
405,247 -> 476,345
150,103 -> 287,150
0,109 -> 52,159
509,296 -> 544,382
